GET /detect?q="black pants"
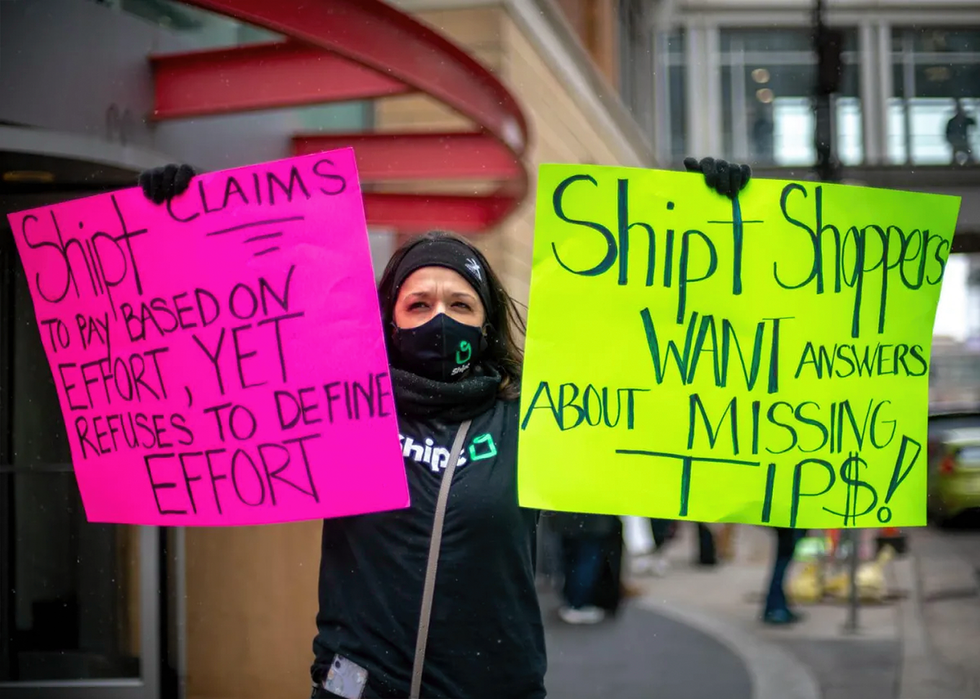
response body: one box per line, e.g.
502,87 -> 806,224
561,535 -> 605,608
647,520 -> 713,563
561,525 -> 624,614
696,523 -> 716,565
764,528 -> 806,614
593,525 -> 624,613
649,518 -> 671,549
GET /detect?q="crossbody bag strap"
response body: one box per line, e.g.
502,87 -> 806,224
409,418 -> 472,699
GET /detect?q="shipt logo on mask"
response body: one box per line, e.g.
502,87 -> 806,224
456,340 -> 472,365
400,432 -> 498,472
451,340 -> 472,377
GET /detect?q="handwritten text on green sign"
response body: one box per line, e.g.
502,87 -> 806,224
518,165 -> 960,528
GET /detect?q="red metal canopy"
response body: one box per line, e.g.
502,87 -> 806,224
151,0 -> 529,234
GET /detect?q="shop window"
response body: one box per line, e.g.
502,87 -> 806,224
888,28 -> 980,166
931,252 -> 980,412
105,0 -> 280,47
719,28 -> 862,166
0,234 -> 145,684
618,0 -> 654,135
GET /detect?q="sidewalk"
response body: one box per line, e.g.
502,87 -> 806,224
630,523 -> 900,699
901,526 -> 980,698
540,521 -> 980,699
538,522 -> 820,699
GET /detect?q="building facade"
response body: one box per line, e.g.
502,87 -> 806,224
634,0 -> 980,238
625,0 -> 980,410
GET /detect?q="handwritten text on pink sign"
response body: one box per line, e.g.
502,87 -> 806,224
7,149 -> 408,526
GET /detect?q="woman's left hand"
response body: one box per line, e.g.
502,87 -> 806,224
684,157 -> 751,199
138,164 -> 196,204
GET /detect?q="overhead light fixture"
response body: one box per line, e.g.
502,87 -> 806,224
756,88 -> 775,104
3,170 -> 55,183
751,68 -> 770,84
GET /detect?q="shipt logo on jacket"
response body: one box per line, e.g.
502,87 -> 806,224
399,432 -> 497,473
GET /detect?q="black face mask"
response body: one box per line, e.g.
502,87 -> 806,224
392,313 -> 486,382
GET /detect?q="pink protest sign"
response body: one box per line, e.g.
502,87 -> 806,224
6,149 -> 409,526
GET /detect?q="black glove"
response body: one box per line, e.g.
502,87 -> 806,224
684,157 -> 751,199
138,163 -> 196,204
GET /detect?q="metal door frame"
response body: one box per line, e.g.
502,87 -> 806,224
1,527 -> 161,699
0,199 -> 16,688
0,213 -> 161,699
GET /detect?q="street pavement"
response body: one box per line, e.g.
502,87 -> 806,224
539,519 -> 980,699
906,519 -> 980,698
541,587 -> 753,699
940,518 -> 980,568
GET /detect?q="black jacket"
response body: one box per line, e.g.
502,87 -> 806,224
312,397 -> 547,698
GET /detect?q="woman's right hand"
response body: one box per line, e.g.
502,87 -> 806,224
138,163 -> 196,204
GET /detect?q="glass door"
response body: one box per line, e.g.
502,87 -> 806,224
0,207 -> 160,699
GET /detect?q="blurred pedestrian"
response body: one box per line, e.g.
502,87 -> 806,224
695,523 -> 718,567
762,527 -> 807,625
946,99 -> 976,165
634,518 -> 673,576
636,520 -> 717,572
716,523 -> 737,562
751,104 -> 774,161
552,512 -> 622,624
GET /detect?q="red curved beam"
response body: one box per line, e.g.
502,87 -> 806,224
152,0 -> 529,234
292,132 -> 522,181
151,41 -> 414,119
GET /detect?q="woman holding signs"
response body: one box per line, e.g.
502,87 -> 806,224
139,156 -> 750,699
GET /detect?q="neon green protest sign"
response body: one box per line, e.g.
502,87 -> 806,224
518,164 -> 961,529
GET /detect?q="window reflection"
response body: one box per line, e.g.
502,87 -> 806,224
655,31 -> 687,162
932,253 -> 980,411
889,28 -> 980,165
111,0 -> 280,47
0,240 -> 142,682
1,473 -> 143,682
720,28 -> 862,166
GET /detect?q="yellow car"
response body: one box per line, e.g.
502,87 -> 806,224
927,413 -> 980,525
